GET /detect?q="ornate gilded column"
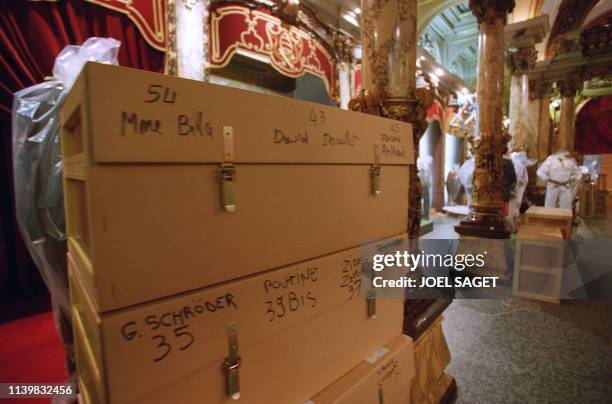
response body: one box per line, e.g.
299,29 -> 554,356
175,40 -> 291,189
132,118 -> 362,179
505,15 -> 549,156
524,80 -> 553,202
506,46 -> 537,153
350,0 -> 432,239
455,0 -> 515,239
334,33 -> 355,110
556,77 -> 582,153
529,80 -> 553,162
350,3 -> 454,404
166,0 -> 209,80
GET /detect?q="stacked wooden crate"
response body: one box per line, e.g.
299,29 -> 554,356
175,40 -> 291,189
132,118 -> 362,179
61,63 -> 415,403
524,206 -> 573,239
513,225 -> 565,303
595,174 -> 608,217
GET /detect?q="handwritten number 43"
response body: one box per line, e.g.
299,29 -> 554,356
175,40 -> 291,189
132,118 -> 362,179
309,109 -> 326,124
152,325 -> 194,362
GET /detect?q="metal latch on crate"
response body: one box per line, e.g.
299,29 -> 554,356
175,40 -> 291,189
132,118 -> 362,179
219,163 -> 236,212
223,321 -> 241,400
371,142 -> 381,195
219,126 -> 236,213
367,289 -> 377,319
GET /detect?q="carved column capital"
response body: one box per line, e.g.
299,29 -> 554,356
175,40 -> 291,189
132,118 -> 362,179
529,80 -> 552,100
332,32 -> 355,64
469,0 -> 515,25
557,77 -> 583,97
506,46 -> 537,75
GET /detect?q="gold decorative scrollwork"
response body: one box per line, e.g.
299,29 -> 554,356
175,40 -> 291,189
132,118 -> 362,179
505,46 -> 537,76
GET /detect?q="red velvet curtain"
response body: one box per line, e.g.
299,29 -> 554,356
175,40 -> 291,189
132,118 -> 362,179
575,96 -> 612,155
0,0 -> 164,308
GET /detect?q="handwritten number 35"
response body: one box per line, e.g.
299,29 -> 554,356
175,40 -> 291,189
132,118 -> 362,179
152,325 -> 194,362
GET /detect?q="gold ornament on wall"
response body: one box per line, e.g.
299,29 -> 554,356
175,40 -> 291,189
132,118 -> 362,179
182,0 -> 196,10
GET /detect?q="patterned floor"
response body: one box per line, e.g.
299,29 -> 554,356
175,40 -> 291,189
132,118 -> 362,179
423,212 -> 612,403
444,299 -> 612,404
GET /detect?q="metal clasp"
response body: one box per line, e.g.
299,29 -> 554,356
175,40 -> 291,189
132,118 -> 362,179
223,321 -> 241,400
219,125 -> 236,213
371,165 -> 381,195
218,163 -> 236,213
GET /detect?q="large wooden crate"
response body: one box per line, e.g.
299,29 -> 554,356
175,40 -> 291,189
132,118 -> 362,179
524,206 -> 573,239
60,63 -> 413,312
70,236 -> 405,404
308,335 -> 415,404
513,225 -> 564,303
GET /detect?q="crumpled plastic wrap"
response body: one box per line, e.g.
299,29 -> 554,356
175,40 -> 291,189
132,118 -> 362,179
458,157 -> 475,205
12,37 -> 120,384
417,155 -> 433,187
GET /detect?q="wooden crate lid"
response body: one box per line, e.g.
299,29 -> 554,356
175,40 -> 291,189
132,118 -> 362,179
62,62 -> 414,165
517,224 -> 564,240
525,206 -> 573,218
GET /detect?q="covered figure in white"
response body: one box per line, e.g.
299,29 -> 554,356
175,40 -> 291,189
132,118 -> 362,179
458,157 -> 475,206
536,151 -> 580,209
509,151 -> 536,226
417,155 -> 434,220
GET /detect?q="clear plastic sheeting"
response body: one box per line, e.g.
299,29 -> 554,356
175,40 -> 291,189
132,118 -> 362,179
417,155 -> 433,220
509,151 -> 536,228
12,37 -> 120,385
458,157 -> 475,206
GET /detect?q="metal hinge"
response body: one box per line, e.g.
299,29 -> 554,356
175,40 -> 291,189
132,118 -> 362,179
219,125 -> 236,213
222,321 -> 241,400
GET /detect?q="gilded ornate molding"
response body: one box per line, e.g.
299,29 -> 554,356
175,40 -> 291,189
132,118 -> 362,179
209,3 -> 337,97
468,0 -> 515,25
547,34 -> 581,59
165,0 -> 178,76
505,46 -> 537,75
549,0 -> 598,38
585,75 -> 612,90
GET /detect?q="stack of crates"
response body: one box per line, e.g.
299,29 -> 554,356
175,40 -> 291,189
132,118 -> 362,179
61,63 -> 415,403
